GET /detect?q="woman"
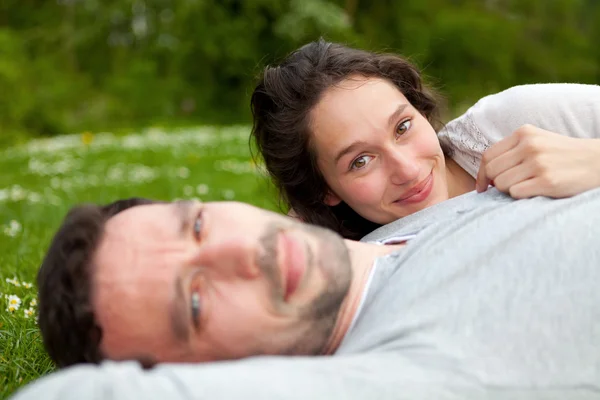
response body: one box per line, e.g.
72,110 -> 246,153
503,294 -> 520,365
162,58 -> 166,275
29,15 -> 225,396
251,39 -> 600,239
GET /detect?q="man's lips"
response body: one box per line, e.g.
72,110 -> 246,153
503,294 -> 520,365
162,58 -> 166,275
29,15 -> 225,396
395,172 -> 434,205
279,231 -> 305,301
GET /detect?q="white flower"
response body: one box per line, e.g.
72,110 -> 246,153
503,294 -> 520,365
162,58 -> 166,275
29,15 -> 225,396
183,185 -> 194,197
222,189 -> 235,200
6,294 -> 21,310
24,307 -> 35,318
177,167 -> 190,179
27,192 -> 42,203
129,165 -> 157,183
214,159 -> 256,175
9,185 -> 26,201
196,184 -> 209,195
5,277 -> 21,287
107,166 -> 124,182
2,220 -> 22,237
22,282 -> 33,289
30,299 -> 37,307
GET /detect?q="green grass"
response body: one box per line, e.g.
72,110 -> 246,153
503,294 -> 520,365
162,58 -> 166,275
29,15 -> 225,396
0,126 -> 279,399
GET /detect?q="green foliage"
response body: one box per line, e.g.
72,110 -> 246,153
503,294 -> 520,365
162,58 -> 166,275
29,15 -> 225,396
0,0 -> 599,142
274,0 -> 353,42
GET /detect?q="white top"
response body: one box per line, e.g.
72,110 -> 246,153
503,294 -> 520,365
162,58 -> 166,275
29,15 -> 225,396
438,83 -> 600,177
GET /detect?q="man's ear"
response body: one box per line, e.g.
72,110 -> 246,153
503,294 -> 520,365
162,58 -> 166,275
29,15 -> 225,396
324,191 -> 342,206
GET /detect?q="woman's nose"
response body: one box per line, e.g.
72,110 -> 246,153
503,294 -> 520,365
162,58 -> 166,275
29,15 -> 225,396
387,152 -> 419,186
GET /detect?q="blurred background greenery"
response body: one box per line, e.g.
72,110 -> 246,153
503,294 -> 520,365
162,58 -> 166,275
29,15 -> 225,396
1,0 -> 599,147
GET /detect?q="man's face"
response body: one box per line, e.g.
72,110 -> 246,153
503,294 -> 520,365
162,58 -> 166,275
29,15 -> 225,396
93,201 -> 352,363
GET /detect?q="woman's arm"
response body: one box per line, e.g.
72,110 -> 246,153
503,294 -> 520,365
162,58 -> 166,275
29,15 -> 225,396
439,83 -> 600,177
440,83 -> 600,198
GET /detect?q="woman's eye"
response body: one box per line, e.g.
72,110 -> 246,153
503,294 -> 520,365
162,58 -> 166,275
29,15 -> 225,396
350,155 -> 373,170
193,212 -> 203,239
395,119 -> 411,137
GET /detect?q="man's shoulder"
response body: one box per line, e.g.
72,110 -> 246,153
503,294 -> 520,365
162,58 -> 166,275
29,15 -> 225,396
361,189 -> 512,243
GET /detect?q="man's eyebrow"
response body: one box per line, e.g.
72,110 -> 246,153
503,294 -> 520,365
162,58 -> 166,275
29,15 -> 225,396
169,274 -> 190,342
175,200 -> 194,238
387,103 -> 408,129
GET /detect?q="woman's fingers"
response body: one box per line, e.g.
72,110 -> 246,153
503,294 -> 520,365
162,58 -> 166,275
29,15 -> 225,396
475,165 -> 491,193
482,129 -> 522,160
491,161 -> 537,194
505,177 -> 549,199
480,146 -> 524,184
476,132 -> 522,192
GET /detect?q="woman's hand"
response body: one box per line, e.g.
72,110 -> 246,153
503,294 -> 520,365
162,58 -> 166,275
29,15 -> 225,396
476,124 -> 600,199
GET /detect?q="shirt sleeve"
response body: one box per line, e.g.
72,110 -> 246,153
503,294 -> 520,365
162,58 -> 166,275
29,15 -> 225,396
7,357 -> 378,400
438,83 -> 600,177
8,355 -> 483,400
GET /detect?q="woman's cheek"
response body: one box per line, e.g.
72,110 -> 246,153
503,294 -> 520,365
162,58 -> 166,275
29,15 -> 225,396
415,126 -> 444,157
342,174 -> 386,206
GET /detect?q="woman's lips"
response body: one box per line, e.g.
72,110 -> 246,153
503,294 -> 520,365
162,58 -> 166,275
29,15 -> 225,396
280,231 -> 305,301
395,172 -> 434,205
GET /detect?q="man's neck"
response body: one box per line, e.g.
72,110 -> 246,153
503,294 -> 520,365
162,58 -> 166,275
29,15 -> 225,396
321,240 -> 403,355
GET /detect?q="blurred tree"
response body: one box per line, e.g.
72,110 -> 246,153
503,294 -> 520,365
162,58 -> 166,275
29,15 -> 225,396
0,0 -> 597,141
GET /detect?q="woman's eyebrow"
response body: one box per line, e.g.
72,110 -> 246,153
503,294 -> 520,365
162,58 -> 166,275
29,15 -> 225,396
387,104 -> 408,128
334,140 -> 370,164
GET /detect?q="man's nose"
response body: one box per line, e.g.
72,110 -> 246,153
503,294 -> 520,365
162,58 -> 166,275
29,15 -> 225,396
386,151 -> 419,186
191,238 -> 261,280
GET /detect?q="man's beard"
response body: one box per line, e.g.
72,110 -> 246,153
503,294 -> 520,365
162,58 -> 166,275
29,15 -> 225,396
257,222 -> 352,356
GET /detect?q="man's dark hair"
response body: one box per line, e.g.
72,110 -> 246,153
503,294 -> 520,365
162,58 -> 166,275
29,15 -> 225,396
37,197 -> 156,368
251,38 -> 451,240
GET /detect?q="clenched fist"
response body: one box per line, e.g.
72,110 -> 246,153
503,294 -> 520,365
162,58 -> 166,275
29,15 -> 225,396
476,124 -> 600,199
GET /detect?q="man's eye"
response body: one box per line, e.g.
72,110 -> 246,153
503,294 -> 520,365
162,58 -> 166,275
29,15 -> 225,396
191,291 -> 201,329
395,119 -> 411,137
350,155 -> 373,171
193,212 -> 203,239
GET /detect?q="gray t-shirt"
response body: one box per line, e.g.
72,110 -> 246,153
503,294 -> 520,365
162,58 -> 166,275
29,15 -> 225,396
11,189 -> 600,400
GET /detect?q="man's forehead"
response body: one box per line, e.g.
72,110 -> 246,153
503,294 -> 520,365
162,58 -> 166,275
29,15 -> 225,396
95,203 -> 182,274
107,202 -> 177,229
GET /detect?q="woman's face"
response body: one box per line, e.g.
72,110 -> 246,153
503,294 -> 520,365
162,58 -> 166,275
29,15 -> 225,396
310,76 -> 450,224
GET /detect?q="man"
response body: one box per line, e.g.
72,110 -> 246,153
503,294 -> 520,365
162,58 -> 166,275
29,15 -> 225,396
12,187 -> 600,399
